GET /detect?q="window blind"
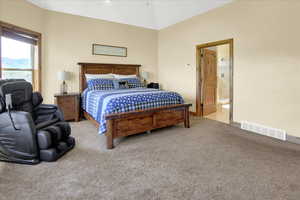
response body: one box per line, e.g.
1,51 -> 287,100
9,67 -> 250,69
2,28 -> 38,46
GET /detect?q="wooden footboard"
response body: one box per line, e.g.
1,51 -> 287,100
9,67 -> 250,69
83,104 -> 191,149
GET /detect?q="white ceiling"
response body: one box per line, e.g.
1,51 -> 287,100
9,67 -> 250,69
26,0 -> 233,30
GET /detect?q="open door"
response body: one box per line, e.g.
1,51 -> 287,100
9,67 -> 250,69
200,49 -> 217,116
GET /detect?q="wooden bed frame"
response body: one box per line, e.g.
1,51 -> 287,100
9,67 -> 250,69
78,63 -> 191,149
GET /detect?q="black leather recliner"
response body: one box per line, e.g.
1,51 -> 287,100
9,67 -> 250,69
0,79 -> 75,164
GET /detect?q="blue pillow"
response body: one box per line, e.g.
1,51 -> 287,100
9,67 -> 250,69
113,80 -> 129,89
87,79 -> 114,90
120,78 -> 144,88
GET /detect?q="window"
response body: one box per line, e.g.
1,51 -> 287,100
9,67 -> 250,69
1,37 -> 34,83
0,21 -> 41,91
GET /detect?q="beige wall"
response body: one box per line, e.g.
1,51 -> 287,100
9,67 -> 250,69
158,0 -> 300,136
0,0 -> 44,33
0,0 -> 158,104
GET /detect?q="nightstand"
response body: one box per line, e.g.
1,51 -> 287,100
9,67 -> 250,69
54,93 -> 80,122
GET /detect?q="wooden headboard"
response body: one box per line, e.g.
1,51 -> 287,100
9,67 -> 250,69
78,63 -> 141,92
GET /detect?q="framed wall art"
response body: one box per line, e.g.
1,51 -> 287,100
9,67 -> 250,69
92,44 -> 127,57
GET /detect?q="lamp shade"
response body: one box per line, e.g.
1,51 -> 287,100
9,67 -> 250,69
58,71 -> 70,81
141,71 -> 149,79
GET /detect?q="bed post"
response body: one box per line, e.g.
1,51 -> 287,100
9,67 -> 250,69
106,119 -> 114,149
184,106 -> 190,128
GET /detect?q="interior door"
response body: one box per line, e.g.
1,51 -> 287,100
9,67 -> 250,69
201,49 -> 217,116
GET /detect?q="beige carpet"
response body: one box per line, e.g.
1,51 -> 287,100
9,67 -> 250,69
1,118 -> 300,200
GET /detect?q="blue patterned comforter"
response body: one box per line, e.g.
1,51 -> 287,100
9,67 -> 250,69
82,88 -> 184,134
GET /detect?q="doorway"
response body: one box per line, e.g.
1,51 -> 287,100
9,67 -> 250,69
196,39 -> 233,124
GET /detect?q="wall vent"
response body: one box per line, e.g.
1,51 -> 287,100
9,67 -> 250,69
241,121 -> 286,141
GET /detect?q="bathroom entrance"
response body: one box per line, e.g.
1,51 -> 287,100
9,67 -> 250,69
196,39 -> 233,124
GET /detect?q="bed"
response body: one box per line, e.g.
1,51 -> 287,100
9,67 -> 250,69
78,63 -> 191,149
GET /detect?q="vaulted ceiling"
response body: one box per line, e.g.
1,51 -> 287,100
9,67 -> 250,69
26,0 -> 233,30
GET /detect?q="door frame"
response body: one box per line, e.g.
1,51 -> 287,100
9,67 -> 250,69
196,39 -> 234,124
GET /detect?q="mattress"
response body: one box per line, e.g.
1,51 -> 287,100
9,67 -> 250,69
81,88 -> 184,134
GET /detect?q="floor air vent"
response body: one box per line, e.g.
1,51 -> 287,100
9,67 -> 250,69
241,121 -> 286,141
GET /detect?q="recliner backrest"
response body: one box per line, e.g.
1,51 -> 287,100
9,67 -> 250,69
0,79 -> 26,113
0,79 -> 33,115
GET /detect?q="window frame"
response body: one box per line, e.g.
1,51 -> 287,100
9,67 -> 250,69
0,21 -> 42,92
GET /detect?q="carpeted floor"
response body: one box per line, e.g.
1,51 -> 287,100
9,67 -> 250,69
1,118 -> 300,200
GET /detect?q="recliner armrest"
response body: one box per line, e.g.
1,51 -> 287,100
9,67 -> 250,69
38,104 -> 58,110
34,104 -> 65,123
35,104 -> 58,114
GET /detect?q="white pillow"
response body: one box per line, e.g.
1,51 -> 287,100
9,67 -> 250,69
85,73 -> 114,81
113,74 -> 138,79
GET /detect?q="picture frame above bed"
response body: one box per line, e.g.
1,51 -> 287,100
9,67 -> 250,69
92,44 -> 127,57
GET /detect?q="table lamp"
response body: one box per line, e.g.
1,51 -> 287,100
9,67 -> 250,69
58,71 -> 70,94
141,71 -> 149,86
